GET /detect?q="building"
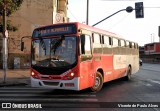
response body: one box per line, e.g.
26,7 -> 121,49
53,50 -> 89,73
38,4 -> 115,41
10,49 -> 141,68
0,0 -> 68,69
144,42 -> 160,55
139,46 -> 145,56
142,42 -> 160,63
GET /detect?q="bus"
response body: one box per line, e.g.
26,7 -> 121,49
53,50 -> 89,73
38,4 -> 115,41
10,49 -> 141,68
26,22 -> 139,92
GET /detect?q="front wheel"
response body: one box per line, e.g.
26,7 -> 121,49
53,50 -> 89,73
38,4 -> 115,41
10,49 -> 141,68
90,72 -> 103,92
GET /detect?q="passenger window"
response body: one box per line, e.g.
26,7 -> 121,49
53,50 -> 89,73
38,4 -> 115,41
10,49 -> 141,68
132,43 -> 135,49
126,41 -> 130,48
121,40 -> 125,47
104,36 -> 110,46
103,36 -> 112,54
129,42 -> 132,48
93,33 -> 102,54
112,38 -> 119,47
112,38 -> 119,54
93,33 -> 100,44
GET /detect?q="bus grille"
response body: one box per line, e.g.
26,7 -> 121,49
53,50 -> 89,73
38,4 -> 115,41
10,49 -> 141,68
43,81 -> 59,86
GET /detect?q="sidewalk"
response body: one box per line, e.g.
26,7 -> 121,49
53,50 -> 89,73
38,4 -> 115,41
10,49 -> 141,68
0,69 -> 30,87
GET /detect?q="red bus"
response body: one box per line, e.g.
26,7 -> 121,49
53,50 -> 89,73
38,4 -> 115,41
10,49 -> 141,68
29,22 -> 139,92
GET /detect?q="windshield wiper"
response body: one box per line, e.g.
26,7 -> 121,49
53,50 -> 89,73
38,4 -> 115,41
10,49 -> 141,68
51,35 -> 65,54
39,37 -> 46,55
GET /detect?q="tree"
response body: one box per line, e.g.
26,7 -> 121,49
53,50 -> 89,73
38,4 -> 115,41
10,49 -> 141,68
0,0 -> 23,32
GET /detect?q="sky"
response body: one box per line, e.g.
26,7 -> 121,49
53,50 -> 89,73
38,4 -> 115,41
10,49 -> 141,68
68,0 -> 160,46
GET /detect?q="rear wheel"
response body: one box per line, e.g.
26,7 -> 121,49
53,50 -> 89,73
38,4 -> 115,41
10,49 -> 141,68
90,71 -> 103,92
124,66 -> 132,80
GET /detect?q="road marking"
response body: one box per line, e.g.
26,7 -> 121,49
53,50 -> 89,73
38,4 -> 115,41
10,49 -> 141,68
0,88 -> 51,90
145,83 -> 152,87
0,98 -> 98,102
0,94 -> 96,97
148,79 -> 160,85
0,90 -> 50,93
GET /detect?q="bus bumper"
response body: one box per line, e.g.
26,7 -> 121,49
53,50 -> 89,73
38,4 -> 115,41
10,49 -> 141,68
31,77 -> 80,91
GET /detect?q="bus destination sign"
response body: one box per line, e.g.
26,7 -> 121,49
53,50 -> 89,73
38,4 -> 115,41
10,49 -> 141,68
33,24 -> 76,38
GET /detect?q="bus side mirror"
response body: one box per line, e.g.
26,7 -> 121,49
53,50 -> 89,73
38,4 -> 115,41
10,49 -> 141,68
21,42 -> 24,51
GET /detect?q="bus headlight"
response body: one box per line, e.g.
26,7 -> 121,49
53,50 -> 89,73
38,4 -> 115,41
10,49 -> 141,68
63,72 -> 75,80
31,72 -> 35,76
31,71 -> 40,79
71,73 -> 74,77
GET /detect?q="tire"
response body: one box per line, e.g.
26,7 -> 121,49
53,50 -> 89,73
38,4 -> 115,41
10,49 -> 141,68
124,66 -> 132,81
90,71 -> 103,92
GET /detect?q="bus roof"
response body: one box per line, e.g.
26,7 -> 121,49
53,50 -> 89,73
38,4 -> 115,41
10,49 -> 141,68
35,22 -> 120,37
34,22 -> 137,44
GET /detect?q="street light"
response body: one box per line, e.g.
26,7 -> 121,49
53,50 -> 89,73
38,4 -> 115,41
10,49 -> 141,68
92,2 -> 144,27
151,33 -> 155,43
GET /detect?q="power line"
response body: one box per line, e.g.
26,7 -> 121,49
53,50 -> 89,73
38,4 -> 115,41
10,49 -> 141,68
145,6 -> 160,8
108,13 -> 130,30
68,8 -> 79,22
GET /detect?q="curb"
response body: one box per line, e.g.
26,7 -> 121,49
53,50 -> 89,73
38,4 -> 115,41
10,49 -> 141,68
0,82 -> 27,87
0,78 -> 30,87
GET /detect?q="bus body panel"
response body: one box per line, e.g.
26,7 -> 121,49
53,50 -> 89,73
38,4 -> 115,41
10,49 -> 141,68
100,55 -> 114,82
30,22 -> 139,91
79,61 -> 94,90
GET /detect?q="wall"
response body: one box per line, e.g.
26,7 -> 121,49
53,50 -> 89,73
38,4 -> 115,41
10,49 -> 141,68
0,0 -> 68,69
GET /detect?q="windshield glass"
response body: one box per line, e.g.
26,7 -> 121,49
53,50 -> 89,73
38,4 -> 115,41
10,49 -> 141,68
32,36 -> 76,68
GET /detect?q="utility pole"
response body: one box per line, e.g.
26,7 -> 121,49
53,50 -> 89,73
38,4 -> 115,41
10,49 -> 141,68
2,0 -> 8,83
158,26 -> 160,42
151,33 -> 155,43
151,34 -> 152,43
153,33 -> 154,43
86,0 -> 89,25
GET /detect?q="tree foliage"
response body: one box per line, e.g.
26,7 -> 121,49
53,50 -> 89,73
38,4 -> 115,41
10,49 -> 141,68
0,0 -> 23,16
0,0 -> 23,32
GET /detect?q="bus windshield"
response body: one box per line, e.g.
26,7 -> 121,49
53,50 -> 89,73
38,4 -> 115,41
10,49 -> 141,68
31,36 -> 76,68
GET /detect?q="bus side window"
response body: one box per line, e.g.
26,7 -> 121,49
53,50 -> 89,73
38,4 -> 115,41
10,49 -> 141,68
92,33 -> 94,43
109,37 -> 112,45
112,38 -> 119,54
126,41 -> 129,48
120,40 -> 125,47
103,35 -> 112,54
120,40 -> 126,55
93,33 -> 102,54
129,42 -> 132,48
93,33 -> 100,44
137,44 -> 139,49
80,34 -> 85,54
131,42 -> 134,48
118,40 -> 121,46
104,36 -> 109,45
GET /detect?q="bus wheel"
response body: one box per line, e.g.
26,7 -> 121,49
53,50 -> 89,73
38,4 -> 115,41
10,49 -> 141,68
90,72 -> 103,92
124,66 -> 132,81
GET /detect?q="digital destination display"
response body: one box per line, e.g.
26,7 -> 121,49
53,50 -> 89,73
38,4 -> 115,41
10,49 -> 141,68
32,24 -> 77,38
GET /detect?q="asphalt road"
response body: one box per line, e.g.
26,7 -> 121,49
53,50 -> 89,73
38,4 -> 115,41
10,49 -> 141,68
0,63 -> 160,111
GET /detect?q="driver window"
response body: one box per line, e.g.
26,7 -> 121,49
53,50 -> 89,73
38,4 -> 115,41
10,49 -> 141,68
80,34 -> 92,61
